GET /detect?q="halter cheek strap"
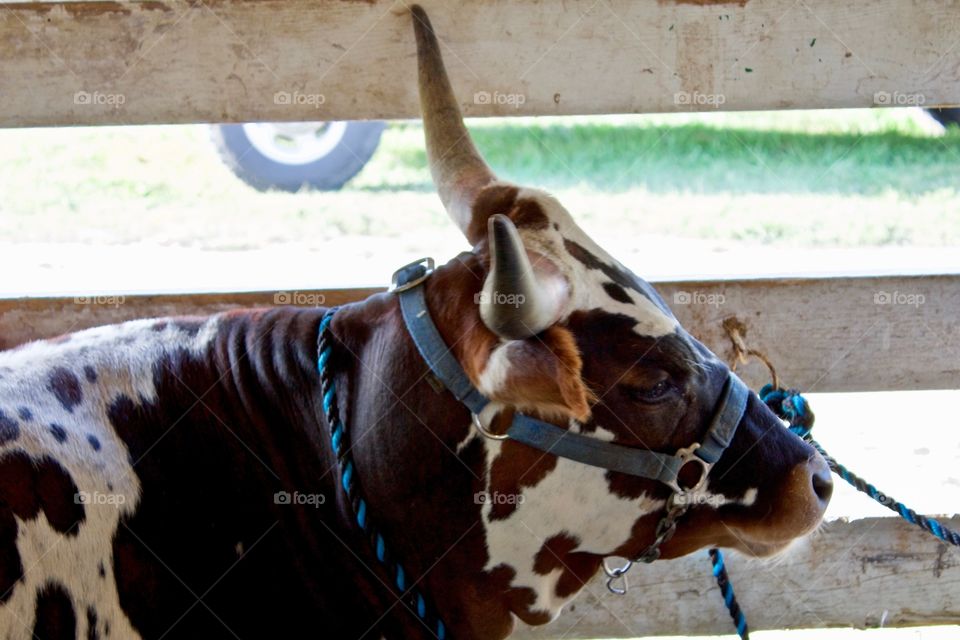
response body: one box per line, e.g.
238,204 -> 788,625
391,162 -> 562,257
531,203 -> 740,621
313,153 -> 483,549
392,258 -> 750,494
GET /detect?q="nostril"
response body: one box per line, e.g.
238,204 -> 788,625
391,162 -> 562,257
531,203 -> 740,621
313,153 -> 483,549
812,470 -> 833,503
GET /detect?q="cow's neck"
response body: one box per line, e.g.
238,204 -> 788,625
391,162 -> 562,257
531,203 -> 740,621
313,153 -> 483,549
329,279 -> 528,639
159,306 -> 471,638
162,306 -> 463,639
329,262 -> 611,638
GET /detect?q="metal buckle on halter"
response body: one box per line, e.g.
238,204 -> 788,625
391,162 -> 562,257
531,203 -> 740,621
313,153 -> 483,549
389,257 -> 435,293
664,443 -> 713,496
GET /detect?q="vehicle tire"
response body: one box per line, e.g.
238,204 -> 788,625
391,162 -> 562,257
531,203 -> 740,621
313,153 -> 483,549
926,108 -> 960,128
211,120 -> 386,192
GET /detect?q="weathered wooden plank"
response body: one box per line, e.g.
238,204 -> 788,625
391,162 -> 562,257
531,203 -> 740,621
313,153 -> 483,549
0,288 -> 379,350
666,274 -> 960,394
1,274 -> 958,392
513,516 -> 960,637
1,0 -> 959,127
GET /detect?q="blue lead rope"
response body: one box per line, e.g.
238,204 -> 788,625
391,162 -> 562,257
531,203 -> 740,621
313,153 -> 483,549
709,548 -> 748,638
711,384 -> 960,640
318,310 -> 448,640
760,384 -> 960,547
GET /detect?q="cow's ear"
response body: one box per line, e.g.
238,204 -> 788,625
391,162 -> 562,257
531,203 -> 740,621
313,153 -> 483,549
479,325 -> 591,422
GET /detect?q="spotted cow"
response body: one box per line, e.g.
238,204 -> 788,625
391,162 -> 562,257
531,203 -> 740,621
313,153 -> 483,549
0,6 -> 832,639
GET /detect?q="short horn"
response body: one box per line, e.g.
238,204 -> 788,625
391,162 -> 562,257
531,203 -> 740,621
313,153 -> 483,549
480,215 -> 567,340
412,5 -> 496,244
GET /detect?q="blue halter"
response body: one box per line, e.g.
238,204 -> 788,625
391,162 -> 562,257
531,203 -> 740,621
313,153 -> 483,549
391,258 -> 751,496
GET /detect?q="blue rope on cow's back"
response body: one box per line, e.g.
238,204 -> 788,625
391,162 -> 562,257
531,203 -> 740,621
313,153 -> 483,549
317,309 -> 448,640
710,383 -> 960,640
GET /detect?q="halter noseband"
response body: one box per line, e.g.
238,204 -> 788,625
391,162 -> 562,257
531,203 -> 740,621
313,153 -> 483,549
391,258 -> 750,590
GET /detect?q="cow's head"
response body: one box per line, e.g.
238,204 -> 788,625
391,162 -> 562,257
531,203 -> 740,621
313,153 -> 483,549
409,6 -> 831,624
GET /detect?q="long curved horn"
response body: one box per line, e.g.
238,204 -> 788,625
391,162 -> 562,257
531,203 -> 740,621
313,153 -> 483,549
412,5 -> 496,244
480,215 -> 568,340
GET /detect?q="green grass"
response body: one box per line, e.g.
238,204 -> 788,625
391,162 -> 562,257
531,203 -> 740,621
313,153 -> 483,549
471,122 -> 960,196
0,108 -> 958,250
358,109 -> 960,196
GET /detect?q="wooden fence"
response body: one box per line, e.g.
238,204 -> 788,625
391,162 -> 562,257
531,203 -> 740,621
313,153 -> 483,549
1,0 -> 958,634
1,0 -> 959,126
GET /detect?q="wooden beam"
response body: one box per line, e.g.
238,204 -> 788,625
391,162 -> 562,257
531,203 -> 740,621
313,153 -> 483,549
666,274 -> 960,394
1,0 -> 959,127
1,274 -> 958,392
514,516 -> 960,637
0,287 -> 379,349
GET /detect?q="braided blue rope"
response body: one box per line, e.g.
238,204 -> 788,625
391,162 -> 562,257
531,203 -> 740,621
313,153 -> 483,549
318,309 -> 448,640
709,548 -> 748,639
711,384 -> 960,639
759,384 -> 960,547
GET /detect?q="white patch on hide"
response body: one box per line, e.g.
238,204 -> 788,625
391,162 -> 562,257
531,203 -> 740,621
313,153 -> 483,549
514,187 -> 678,339
0,317 -> 220,640
479,438 -> 664,619
477,346 -> 513,398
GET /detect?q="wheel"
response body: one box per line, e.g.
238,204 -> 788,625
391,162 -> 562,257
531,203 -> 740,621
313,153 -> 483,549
211,120 -> 386,192
926,107 -> 960,128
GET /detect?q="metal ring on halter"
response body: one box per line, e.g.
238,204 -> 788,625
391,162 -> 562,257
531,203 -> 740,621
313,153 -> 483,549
663,443 -> 713,495
472,413 -> 510,440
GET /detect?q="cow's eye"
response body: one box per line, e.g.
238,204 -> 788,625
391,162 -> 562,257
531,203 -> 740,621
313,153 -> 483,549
623,379 -> 675,404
